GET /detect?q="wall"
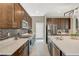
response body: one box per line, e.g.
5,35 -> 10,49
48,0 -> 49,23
70,16 -> 77,34
0,29 -> 28,41
0,29 -> 17,40
32,16 -> 46,42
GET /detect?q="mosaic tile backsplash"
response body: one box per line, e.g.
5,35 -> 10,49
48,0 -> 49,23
0,29 -> 28,41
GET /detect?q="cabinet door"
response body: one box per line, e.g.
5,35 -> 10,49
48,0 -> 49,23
19,43 -> 29,56
23,13 -> 32,29
22,41 -> 29,56
12,40 -> 29,56
48,40 -> 53,56
50,43 -> 53,56
23,45 -> 29,56
29,17 -> 32,28
12,3 -> 32,29
12,4 -> 24,28
0,4 -> 14,28
0,3 -> 32,29
53,44 -> 60,56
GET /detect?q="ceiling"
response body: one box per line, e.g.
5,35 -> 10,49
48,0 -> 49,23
21,3 -> 79,18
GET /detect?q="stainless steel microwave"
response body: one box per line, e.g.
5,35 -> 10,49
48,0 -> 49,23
22,20 -> 29,29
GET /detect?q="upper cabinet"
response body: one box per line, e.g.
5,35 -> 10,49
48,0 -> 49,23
47,18 -> 70,35
0,4 -> 14,28
47,18 -> 70,29
0,3 -> 32,29
22,7 -> 32,29
13,3 -> 24,28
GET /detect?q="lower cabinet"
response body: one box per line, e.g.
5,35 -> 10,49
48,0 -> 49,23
12,40 -> 29,56
48,41 -> 53,56
53,44 -> 60,56
48,40 -> 64,56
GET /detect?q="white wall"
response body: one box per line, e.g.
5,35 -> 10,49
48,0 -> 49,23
70,16 -> 77,34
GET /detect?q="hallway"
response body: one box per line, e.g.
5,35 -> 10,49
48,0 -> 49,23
29,40 -> 50,56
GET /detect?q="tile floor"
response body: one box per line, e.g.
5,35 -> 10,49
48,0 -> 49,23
29,39 -> 50,56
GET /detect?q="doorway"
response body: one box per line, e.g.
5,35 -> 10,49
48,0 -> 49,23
35,22 -> 44,39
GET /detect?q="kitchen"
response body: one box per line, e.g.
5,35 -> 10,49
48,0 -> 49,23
0,3 -> 79,56
0,3 -> 33,56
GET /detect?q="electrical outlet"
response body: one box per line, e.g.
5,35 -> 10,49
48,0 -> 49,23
8,33 -> 10,36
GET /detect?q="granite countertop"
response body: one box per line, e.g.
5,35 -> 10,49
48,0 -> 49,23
48,36 -> 79,56
20,33 -> 32,38
0,37 -> 29,55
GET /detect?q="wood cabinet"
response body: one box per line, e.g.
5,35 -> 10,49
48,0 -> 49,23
48,39 -> 53,56
53,44 -> 60,56
12,4 -> 24,28
48,41 -> 60,56
48,40 -> 65,56
12,40 -> 29,56
47,18 -> 70,29
23,9 -> 32,29
0,3 -> 32,29
0,4 -> 14,28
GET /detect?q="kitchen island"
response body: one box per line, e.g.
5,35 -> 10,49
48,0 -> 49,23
48,36 -> 79,56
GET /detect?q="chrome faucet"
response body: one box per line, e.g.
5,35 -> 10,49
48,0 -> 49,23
57,30 -> 63,40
